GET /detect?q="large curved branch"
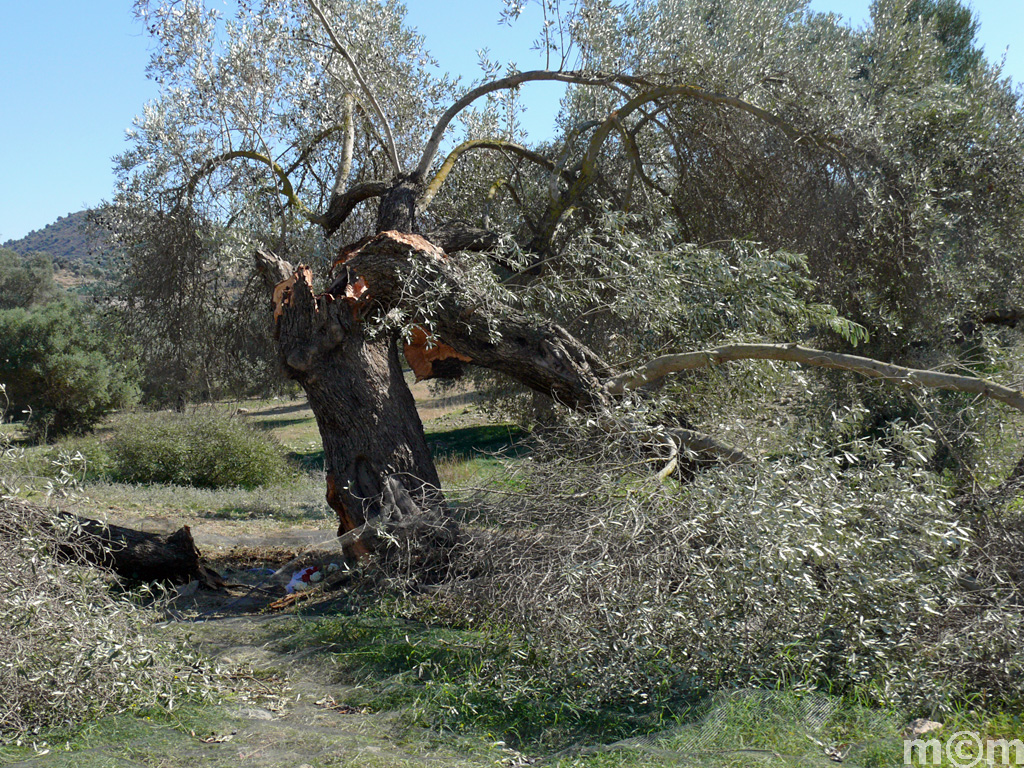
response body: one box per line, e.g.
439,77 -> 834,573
606,343 -> 1024,412
306,0 -> 401,174
415,71 -> 648,178
323,179 -> 388,235
186,150 -> 323,225
418,139 -> 564,214
415,70 -> 826,180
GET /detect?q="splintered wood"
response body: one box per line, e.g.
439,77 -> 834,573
272,265 -> 314,322
402,325 -> 471,381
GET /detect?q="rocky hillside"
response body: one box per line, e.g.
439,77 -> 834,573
2,210 -> 113,281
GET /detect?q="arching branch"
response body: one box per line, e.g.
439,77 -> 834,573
416,71 -> 646,178
185,149 -> 323,225
323,179 -> 388,235
331,93 -> 357,198
418,139 -> 565,214
283,121 -> 352,178
606,343 -> 1024,412
306,0 -> 402,174
414,70 -> 829,181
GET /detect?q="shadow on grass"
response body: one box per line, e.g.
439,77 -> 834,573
249,416 -> 317,431
426,423 -> 526,461
288,424 -> 527,473
241,401 -> 311,417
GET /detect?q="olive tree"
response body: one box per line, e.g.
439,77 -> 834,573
114,0 -> 1023,562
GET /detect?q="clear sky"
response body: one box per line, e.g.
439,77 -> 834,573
0,0 -> 1021,242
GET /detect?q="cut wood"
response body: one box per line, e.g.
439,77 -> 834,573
1,500 -> 222,586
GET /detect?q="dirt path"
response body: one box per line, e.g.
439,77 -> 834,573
6,540 -> 505,768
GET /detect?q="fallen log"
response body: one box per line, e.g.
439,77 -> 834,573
60,513 -> 224,586
1,499 -> 223,586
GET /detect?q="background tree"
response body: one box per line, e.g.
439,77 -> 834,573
0,297 -> 139,440
106,205 -> 283,406
0,249 -> 59,310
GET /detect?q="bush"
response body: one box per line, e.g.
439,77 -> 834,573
0,298 -> 138,440
0,499 -> 223,737
108,411 -> 294,489
0,249 -> 59,310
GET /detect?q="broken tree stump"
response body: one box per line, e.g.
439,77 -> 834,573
1,499 -> 223,586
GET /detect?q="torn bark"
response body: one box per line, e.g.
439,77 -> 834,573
346,231 -> 615,410
268,253 -> 456,564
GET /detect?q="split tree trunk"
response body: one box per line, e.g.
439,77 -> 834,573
263,183 -> 612,567
264,241 -> 459,567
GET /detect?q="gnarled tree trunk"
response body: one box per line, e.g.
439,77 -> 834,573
259,184 -> 614,567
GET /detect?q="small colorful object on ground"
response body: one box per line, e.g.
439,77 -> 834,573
285,563 -> 340,593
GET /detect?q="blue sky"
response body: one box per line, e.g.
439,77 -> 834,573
0,0 -> 1021,242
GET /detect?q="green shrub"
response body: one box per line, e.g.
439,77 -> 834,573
108,411 -> 294,489
0,298 -> 138,440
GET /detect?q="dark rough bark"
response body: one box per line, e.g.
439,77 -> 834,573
60,513 -> 221,585
981,308 -> 1024,328
0,500 -> 218,585
324,180 -> 388,236
424,222 -> 500,254
261,184 -> 610,566
273,263 -> 456,564
376,175 -> 424,233
348,231 -> 615,410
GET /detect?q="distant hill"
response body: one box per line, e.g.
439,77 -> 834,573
2,210 -> 114,281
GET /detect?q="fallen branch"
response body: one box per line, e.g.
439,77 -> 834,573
0,500 -> 222,586
606,343 -> 1024,413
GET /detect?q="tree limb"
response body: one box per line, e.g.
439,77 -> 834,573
418,139 -> 565,214
606,343 -> 1024,412
306,0 -> 402,174
323,180 -> 388,235
424,221 -> 500,253
670,427 -> 752,465
186,149 -> 323,225
414,70 -> 829,181
329,93 -> 356,197
253,247 -> 295,291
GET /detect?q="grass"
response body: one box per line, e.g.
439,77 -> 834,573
5,369 -> 1022,766
277,604 -> 1024,767
0,705 -> 237,768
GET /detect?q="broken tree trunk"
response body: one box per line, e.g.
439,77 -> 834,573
259,247 -> 458,567
0,499 -> 220,585
60,513 -> 222,586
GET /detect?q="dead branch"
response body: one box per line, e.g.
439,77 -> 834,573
606,343 -> 1024,413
